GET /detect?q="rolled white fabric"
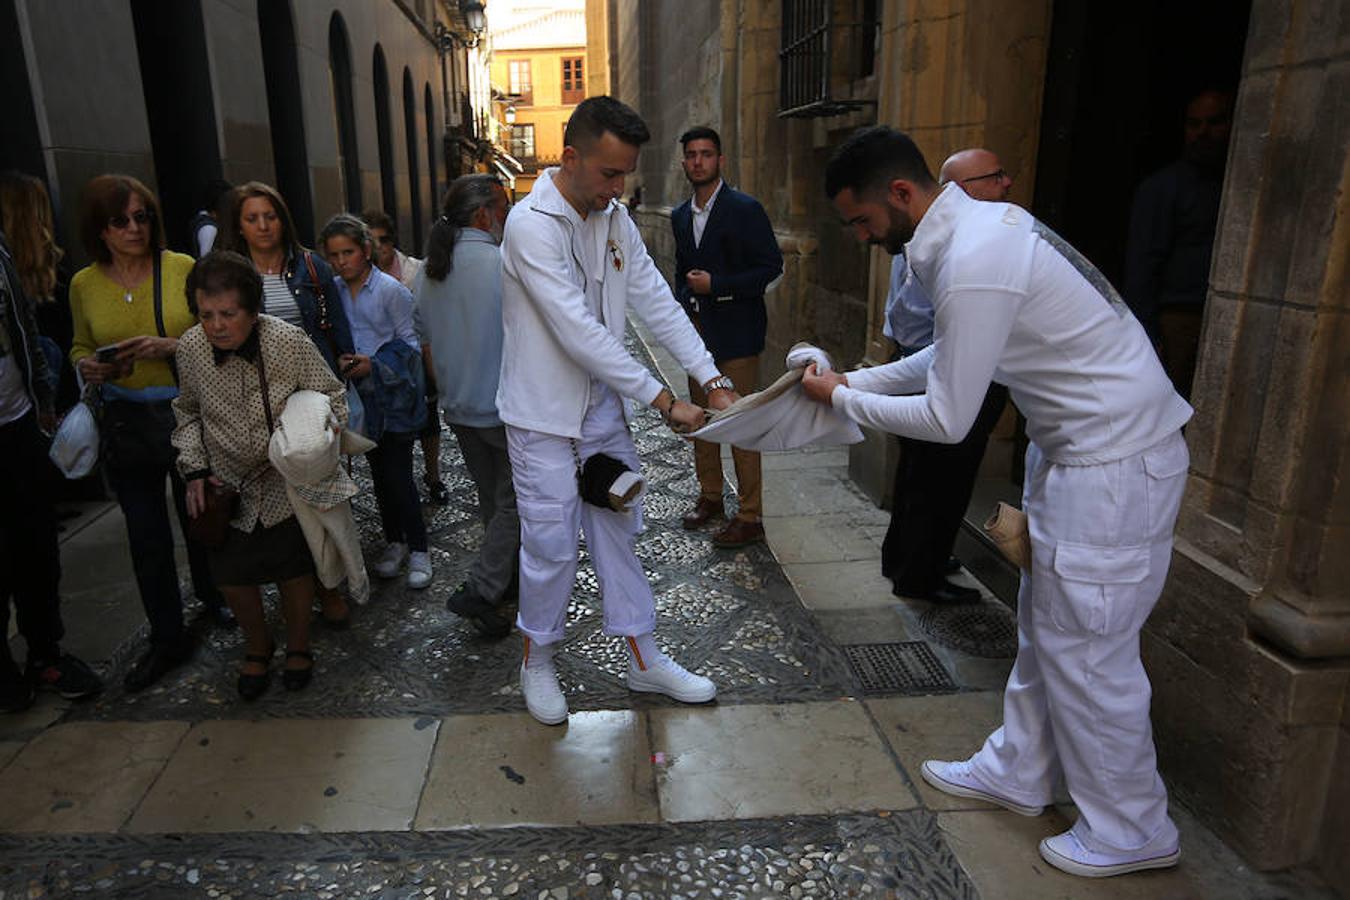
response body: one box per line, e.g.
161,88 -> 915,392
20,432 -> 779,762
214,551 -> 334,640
785,341 -> 833,373
689,364 -> 863,451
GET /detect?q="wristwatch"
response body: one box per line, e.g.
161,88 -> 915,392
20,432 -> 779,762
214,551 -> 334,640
703,375 -> 736,393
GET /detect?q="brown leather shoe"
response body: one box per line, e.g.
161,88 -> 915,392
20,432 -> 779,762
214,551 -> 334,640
681,498 -> 726,530
318,586 -> 351,630
712,517 -> 765,548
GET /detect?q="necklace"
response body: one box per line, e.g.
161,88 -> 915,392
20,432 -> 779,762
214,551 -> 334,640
105,262 -> 148,303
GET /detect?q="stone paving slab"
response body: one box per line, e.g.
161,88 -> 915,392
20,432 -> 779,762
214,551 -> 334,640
784,560 -> 901,612
0,812 -> 978,899
415,710 -> 659,830
650,701 -> 918,822
0,721 -> 188,833
127,718 -> 439,834
867,693 -> 1005,814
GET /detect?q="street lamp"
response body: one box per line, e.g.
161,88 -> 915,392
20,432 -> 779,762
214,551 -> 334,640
459,0 -> 486,36
504,105 -> 517,125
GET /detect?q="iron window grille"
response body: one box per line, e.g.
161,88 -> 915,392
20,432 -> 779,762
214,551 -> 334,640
779,0 -> 879,118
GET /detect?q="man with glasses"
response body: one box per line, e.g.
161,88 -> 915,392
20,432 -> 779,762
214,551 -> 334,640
807,126 -> 1192,879
878,148 -> 1013,604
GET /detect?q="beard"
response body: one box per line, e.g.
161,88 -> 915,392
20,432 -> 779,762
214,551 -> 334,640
686,166 -> 721,188
871,205 -> 915,255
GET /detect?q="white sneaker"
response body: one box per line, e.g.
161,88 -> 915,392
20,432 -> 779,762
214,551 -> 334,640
920,759 -> 1045,816
520,661 -> 568,725
626,654 -> 716,703
373,542 -> 408,579
406,551 -> 433,589
1039,829 -> 1180,878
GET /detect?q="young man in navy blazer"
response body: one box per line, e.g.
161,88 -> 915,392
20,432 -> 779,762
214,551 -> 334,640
671,127 -> 783,547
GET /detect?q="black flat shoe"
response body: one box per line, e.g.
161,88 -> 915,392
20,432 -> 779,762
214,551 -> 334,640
893,579 -> 982,604
282,650 -> 314,691
446,583 -> 513,639
237,644 -> 274,701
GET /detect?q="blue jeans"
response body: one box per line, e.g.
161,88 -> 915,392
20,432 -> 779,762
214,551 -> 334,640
367,434 -> 427,552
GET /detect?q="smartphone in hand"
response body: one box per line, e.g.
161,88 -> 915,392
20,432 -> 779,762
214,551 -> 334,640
95,343 -> 122,364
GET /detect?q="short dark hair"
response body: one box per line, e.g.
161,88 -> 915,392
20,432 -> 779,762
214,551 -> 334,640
218,181 -> 301,257
563,96 -> 650,151
78,174 -> 165,264
679,126 -> 721,153
185,250 -> 263,316
823,127 -> 937,200
360,208 -> 398,245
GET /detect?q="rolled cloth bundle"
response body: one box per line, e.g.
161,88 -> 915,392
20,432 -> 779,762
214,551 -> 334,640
688,342 -> 864,451
983,501 -> 1031,571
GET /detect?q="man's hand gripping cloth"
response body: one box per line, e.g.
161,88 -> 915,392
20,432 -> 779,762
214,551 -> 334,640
688,342 -> 864,451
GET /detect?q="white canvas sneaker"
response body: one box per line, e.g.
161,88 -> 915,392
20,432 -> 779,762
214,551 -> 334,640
1039,829 -> 1180,878
373,542 -> 408,579
920,759 -> 1045,817
626,654 -> 716,703
406,551 -> 433,589
520,661 -> 568,725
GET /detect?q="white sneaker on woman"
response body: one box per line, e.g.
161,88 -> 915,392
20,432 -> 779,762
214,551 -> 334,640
373,542 -> 408,578
406,551 -> 433,589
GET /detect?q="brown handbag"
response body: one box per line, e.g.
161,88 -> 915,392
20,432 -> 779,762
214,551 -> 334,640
186,335 -> 276,549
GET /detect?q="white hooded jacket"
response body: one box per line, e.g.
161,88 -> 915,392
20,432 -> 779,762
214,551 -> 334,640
496,168 -> 720,438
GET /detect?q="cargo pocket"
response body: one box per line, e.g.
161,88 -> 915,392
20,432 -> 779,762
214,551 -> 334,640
1048,541 -> 1152,635
518,499 -> 577,563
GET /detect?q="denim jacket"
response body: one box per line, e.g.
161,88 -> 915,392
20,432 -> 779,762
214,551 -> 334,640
283,248 -> 355,375
355,338 -> 427,440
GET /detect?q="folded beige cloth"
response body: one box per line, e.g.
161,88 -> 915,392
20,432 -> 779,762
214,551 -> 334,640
984,501 -> 1031,571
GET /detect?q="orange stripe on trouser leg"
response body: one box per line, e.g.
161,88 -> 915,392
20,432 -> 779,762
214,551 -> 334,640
523,637 -> 531,666
627,636 -> 646,671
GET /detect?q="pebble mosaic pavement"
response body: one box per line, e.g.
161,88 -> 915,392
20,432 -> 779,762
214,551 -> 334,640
1,332 -> 981,899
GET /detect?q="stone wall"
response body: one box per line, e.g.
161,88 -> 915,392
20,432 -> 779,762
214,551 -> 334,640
1144,0 -> 1350,886
10,0 -> 444,264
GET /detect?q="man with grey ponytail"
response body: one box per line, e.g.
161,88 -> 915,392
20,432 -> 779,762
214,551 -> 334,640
415,174 -> 516,637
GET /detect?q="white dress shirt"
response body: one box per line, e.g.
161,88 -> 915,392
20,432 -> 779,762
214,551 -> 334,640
691,179 -> 724,248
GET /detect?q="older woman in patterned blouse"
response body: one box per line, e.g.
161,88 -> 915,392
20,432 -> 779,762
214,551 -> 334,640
171,252 -> 346,700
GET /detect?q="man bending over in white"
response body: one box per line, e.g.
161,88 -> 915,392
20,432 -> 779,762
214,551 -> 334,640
804,126 -> 1193,879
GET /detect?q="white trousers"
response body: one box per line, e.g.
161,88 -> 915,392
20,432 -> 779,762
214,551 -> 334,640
970,430 -> 1189,854
506,390 -> 655,645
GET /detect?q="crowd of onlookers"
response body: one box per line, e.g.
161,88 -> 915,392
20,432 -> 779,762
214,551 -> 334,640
1,168 -> 518,708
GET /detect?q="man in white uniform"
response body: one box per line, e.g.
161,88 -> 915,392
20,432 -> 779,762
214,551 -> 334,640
804,127 -> 1193,878
497,96 -> 738,725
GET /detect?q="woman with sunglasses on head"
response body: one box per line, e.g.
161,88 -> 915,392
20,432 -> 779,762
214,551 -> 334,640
215,182 -> 357,628
68,174 -> 228,694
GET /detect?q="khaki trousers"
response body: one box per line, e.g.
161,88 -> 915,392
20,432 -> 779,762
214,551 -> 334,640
688,355 -> 762,522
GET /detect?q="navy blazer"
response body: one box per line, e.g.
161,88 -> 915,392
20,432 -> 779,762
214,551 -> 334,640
671,184 -> 783,362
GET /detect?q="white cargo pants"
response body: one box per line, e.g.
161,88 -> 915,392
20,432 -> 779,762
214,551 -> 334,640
506,388 -> 655,645
970,430 -> 1189,854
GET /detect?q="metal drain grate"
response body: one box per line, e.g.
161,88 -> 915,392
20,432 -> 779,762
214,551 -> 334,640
843,642 -> 955,696
918,604 -> 1018,659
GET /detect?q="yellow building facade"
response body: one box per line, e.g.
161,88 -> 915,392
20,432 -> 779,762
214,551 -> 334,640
489,6 -> 587,197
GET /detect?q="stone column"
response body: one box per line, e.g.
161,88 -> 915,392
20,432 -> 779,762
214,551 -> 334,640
1143,0 -> 1350,887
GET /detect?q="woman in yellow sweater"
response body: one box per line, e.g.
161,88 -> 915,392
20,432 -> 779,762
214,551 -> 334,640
68,174 -> 226,693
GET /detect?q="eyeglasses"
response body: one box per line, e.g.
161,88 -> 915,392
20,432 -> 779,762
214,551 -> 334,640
960,169 -> 1009,185
108,209 -> 154,229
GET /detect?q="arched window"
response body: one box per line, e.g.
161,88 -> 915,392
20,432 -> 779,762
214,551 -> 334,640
129,0 -> 222,250
258,0 -> 313,242
402,68 -> 423,252
328,13 -> 361,211
424,83 -> 439,215
371,45 -> 397,221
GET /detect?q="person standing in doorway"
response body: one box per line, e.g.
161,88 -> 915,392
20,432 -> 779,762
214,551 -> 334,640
879,148 -> 1013,604
671,126 -> 783,548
